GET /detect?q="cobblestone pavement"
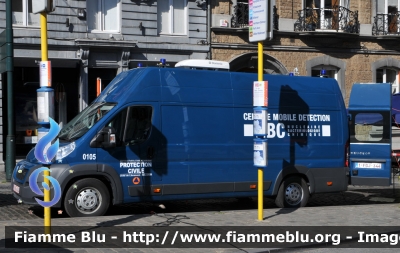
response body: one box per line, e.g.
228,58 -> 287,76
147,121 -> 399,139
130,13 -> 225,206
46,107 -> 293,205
1,170 -> 400,221
2,171 -> 400,253
1,199 -> 400,253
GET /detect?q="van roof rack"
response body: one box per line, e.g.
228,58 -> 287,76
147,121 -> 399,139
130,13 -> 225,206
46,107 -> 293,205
175,59 -> 230,71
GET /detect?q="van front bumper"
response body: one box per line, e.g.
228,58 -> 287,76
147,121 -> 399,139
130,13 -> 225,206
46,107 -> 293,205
11,180 -> 42,206
11,161 -> 62,208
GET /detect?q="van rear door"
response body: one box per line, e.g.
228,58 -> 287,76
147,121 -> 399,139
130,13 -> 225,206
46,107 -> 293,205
348,83 -> 392,186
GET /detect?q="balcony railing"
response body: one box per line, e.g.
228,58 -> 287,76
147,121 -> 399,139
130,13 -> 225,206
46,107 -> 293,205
231,2 -> 249,28
231,3 -> 279,30
373,13 -> 400,35
294,6 -> 359,33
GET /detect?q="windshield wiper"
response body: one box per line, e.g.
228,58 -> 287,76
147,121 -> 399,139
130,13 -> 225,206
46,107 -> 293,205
58,136 -> 71,142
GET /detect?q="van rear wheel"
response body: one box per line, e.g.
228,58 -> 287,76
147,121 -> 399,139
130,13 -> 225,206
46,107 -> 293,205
275,177 -> 309,208
64,178 -> 110,217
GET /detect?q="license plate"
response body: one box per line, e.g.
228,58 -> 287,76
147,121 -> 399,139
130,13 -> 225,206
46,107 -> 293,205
355,162 -> 382,169
13,184 -> 20,194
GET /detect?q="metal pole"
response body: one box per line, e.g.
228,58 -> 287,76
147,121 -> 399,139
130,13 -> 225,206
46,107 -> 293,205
258,41 -> 263,221
97,78 -> 101,97
40,12 -> 51,232
41,14 -> 48,61
5,0 -> 15,182
207,0 -> 211,59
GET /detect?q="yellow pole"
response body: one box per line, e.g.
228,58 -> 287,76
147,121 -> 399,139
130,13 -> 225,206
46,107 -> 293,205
258,42 -> 263,81
41,13 -> 48,61
40,12 -> 51,233
258,41 -> 263,221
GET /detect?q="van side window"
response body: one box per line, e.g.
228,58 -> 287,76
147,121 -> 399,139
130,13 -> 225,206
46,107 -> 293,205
123,106 -> 153,145
105,108 -> 128,147
353,113 -> 385,142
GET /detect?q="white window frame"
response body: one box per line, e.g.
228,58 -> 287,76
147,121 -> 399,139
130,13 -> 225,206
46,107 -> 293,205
304,1 -> 349,10
304,0 -> 349,29
376,0 -> 400,33
12,0 -> 40,27
158,0 -> 188,36
379,68 -> 400,93
88,0 -> 121,33
377,0 -> 400,14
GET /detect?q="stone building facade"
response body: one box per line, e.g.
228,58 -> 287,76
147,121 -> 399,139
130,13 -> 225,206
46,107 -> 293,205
1,0 -> 400,174
210,0 -> 400,106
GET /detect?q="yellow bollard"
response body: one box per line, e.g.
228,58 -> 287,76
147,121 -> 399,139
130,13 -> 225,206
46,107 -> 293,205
40,12 -> 51,233
257,41 -> 264,221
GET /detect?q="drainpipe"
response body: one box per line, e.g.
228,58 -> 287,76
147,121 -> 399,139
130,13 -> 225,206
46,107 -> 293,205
207,0 -> 211,59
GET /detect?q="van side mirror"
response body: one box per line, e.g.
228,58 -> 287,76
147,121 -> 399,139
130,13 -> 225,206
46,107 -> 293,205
90,126 -> 116,148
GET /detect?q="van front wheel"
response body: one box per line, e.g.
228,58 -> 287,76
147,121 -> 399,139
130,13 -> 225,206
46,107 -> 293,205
275,177 -> 309,208
64,178 -> 110,217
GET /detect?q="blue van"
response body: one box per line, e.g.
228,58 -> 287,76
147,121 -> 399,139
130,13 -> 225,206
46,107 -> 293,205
11,62 -> 392,217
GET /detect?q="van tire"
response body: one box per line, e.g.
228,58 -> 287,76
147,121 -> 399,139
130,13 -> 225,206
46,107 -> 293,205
64,178 -> 110,217
275,177 -> 309,208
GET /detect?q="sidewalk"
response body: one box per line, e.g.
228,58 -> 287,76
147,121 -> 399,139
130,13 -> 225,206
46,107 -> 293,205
0,171 -> 10,192
1,201 -> 400,252
1,170 -> 400,252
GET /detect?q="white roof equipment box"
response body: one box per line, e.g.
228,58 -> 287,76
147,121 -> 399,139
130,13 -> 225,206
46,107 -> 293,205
175,59 -> 229,71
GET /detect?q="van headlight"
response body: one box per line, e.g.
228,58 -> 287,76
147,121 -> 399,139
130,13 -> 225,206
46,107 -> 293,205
56,142 -> 76,160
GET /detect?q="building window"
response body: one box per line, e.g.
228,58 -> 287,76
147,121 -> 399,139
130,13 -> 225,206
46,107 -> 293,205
158,0 -> 187,35
87,0 -> 121,32
305,1 -> 349,10
304,0 -> 350,29
377,68 -> 399,93
12,0 -> 40,27
354,113 -> 383,142
376,0 -> 400,33
311,65 -> 338,79
105,106 -> 152,146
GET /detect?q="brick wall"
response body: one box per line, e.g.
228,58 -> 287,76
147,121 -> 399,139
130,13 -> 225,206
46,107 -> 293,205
276,0 -> 303,19
212,31 -> 400,106
352,0 -> 372,24
210,1 -> 396,107
212,0 -> 231,15
212,0 -> 373,24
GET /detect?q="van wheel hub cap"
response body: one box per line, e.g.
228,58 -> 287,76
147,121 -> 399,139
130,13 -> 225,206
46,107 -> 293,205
284,183 -> 303,206
76,188 -> 100,212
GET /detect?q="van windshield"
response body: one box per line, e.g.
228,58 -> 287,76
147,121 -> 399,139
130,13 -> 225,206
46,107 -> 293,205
59,102 -> 116,141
